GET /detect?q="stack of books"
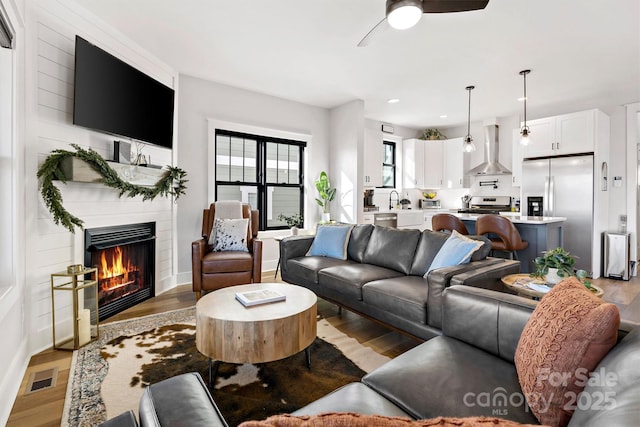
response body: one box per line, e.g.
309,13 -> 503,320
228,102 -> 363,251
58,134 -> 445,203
235,289 -> 286,307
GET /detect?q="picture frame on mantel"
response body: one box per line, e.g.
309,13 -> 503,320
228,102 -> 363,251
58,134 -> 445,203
113,140 -> 131,164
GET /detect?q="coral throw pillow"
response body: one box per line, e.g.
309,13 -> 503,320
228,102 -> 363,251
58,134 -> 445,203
514,277 -> 620,427
239,413 -> 544,427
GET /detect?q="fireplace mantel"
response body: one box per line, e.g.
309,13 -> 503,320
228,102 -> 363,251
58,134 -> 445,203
61,158 -> 170,187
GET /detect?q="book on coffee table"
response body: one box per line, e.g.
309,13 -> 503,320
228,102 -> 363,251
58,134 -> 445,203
235,289 -> 286,307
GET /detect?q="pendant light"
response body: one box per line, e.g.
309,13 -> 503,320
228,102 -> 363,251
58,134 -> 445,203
463,85 -> 476,153
519,69 -> 531,146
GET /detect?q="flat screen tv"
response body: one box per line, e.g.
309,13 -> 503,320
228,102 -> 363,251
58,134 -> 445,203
73,36 -> 175,149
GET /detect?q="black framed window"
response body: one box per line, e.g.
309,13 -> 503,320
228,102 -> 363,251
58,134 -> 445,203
382,141 -> 396,188
215,130 -> 305,230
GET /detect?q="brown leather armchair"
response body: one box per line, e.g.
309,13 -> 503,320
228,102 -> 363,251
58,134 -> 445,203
191,203 -> 262,299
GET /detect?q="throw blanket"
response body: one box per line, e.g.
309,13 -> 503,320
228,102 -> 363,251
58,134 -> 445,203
215,200 -> 243,219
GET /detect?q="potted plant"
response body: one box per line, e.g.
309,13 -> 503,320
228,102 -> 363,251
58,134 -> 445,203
421,128 -> 446,140
531,247 -> 577,285
315,171 -> 336,223
277,213 -> 303,234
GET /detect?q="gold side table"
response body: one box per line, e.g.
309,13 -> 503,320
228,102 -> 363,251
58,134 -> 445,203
51,267 -> 99,350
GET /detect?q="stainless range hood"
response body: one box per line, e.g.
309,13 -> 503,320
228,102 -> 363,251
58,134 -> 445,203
466,124 -> 511,175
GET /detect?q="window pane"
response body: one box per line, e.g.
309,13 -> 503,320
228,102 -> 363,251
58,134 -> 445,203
288,145 -> 300,184
215,134 -> 231,181
383,143 -> 394,164
267,186 -> 301,228
216,184 -> 258,211
266,142 -> 299,184
266,142 -> 278,182
277,144 -> 289,184
244,140 -> 257,182
229,136 -> 245,181
382,165 -> 394,187
217,136 -> 257,183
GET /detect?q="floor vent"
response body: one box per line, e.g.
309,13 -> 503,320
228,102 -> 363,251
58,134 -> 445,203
24,367 -> 58,395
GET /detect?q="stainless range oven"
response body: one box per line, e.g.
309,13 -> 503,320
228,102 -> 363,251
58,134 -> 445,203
457,196 -> 512,214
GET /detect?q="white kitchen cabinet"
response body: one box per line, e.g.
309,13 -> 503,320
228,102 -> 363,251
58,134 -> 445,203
403,138 -> 425,188
363,128 -> 383,187
522,109 -> 597,158
404,138 -> 467,189
521,117 -> 554,158
423,140 -> 444,188
396,210 -> 425,230
443,137 -> 469,189
422,213 -> 433,231
555,111 -> 595,155
511,129 -> 523,187
361,212 -> 375,225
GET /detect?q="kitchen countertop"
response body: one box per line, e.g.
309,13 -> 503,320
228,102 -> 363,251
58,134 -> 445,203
363,208 -> 457,214
454,213 -> 566,225
363,209 -> 565,225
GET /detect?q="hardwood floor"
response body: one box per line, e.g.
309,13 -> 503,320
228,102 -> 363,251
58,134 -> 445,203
7,272 -> 640,426
6,272 -> 417,426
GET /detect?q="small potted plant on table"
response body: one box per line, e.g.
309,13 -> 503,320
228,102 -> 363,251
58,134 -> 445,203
531,247 -> 576,285
277,213 -> 303,235
530,247 -> 602,295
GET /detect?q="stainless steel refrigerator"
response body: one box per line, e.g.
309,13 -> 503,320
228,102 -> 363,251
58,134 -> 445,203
521,155 -> 594,274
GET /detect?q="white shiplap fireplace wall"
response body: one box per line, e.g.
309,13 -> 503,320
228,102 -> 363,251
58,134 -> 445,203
25,0 -> 179,353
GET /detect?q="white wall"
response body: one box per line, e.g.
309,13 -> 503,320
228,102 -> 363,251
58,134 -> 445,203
176,75 -> 330,279
0,0 -> 27,424
3,0 -> 179,422
23,0 -> 179,356
606,107 -> 629,232
363,118 -> 421,210
625,103 -> 640,273
329,100 -> 364,224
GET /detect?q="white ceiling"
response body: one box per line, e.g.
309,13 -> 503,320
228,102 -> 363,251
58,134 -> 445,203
74,0 -> 640,130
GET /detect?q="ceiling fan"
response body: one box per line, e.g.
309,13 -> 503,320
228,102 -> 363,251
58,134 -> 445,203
358,0 -> 489,47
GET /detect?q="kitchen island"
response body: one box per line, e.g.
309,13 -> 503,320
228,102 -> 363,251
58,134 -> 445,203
455,213 -> 566,274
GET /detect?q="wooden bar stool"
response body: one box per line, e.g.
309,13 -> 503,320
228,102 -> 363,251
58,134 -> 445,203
476,215 -> 528,260
432,213 -> 469,235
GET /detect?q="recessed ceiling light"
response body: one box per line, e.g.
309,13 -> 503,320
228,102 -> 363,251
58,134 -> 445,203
517,97 -> 528,102
387,98 -> 400,104
439,115 -> 448,119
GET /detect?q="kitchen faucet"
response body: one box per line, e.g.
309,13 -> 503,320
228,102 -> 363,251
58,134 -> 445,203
389,190 -> 399,210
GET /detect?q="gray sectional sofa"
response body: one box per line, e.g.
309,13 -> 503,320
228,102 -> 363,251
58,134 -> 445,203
102,285 -> 640,427
279,224 -> 520,340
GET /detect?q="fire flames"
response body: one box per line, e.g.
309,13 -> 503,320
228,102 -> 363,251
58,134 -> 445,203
99,246 -> 139,291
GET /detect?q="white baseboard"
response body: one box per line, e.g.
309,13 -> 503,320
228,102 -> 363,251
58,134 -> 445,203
0,340 -> 29,426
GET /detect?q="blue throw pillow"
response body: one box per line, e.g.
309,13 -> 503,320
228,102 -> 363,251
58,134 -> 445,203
425,230 -> 484,275
307,224 -> 354,260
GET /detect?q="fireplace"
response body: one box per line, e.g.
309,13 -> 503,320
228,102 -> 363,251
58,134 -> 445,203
84,222 -> 155,321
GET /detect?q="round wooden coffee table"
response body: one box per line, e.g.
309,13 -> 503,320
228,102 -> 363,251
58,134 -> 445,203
195,282 -> 317,384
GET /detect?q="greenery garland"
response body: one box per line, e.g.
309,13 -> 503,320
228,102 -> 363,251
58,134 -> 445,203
37,144 -> 188,233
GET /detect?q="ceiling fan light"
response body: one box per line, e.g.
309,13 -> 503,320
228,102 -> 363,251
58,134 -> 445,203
387,1 -> 423,30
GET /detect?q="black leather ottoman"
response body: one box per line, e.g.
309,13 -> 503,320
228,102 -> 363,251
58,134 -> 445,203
138,372 -> 228,427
